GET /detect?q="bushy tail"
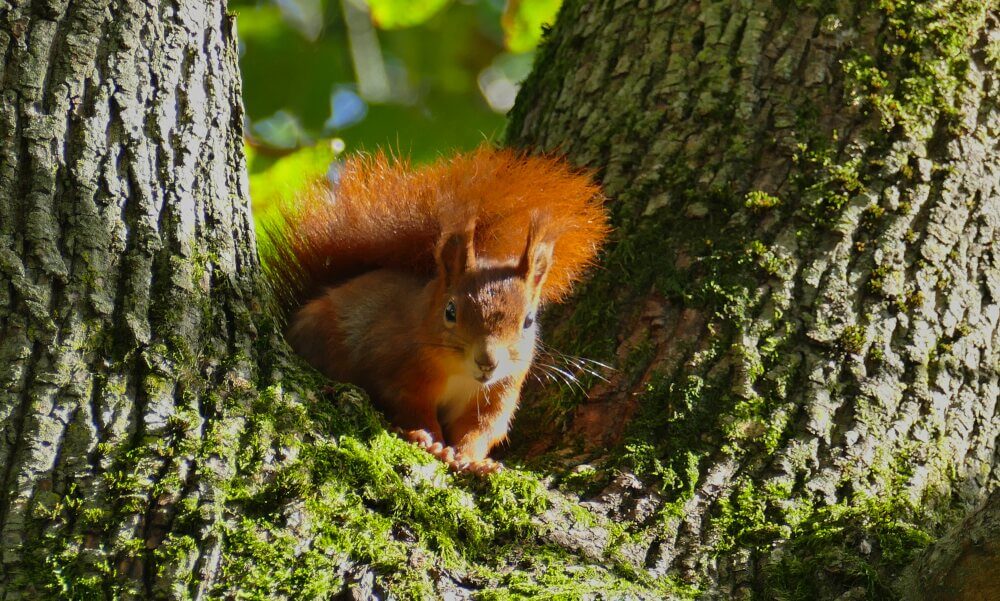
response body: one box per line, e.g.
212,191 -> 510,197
259,146 -> 610,318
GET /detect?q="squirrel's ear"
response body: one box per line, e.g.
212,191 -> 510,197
437,226 -> 476,286
518,222 -> 554,294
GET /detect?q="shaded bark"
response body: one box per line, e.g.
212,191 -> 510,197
896,488 -> 1000,600
508,0 -> 999,595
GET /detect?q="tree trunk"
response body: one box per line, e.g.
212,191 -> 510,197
507,0 -> 999,597
0,0 -> 258,597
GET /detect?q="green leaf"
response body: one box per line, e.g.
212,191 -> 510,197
366,0 -> 452,29
248,140 -> 339,220
501,0 -> 562,53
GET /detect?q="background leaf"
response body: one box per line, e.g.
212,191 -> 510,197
501,0 -> 561,53
365,0 -> 452,29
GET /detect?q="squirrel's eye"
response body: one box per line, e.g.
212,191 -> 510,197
444,300 -> 457,324
523,313 -> 534,329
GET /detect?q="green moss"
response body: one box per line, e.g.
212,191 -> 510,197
721,394 -> 791,455
743,190 -> 780,210
842,1 -> 987,138
714,480 -> 790,551
221,516 -> 351,599
838,324 -> 867,355
706,473 -> 936,600
860,204 -> 886,232
474,545 -> 683,600
618,369 -> 718,502
556,463 -> 613,498
44,546 -> 117,601
761,496 -> 934,600
745,240 -> 789,279
867,264 -> 892,295
867,338 -> 886,366
206,366 -> 677,598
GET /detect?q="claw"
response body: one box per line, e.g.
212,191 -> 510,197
447,453 -> 503,475
471,458 -> 502,474
394,429 -> 501,475
399,428 -> 434,448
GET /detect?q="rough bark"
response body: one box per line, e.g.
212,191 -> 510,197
3,0 -> 998,599
507,0 -> 1000,596
0,0 -> 256,597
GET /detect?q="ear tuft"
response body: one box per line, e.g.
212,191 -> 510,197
518,219 -> 554,293
437,225 -> 476,286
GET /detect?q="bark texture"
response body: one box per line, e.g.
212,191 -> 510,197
3,0 -> 999,599
0,0 -> 256,596
507,0 -> 1000,596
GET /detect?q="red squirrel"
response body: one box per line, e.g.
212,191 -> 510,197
263,146 -> 609,473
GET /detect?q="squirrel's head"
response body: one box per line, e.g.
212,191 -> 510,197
432,221 -> 553,386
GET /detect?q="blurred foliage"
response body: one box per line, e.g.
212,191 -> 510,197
502,0 -> 561,52
367,0 -> 451,28
231,0 -> 559,218
245,141 -> 339,215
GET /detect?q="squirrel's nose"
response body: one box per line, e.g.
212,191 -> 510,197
476,354 -> 497,374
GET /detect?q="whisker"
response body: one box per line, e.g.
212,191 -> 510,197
533,342 -> 616,389
573,356 -> 617,372
536,362 -> 589,396
534,365 -> 559,385
548,364 -> 582,386
533,363 -> 564,387
549,350 -> 617,374
561,357 -> 611,383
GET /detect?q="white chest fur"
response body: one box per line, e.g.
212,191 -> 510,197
436,374 -> 482,426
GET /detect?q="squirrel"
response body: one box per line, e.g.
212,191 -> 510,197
262,146 -> 609,473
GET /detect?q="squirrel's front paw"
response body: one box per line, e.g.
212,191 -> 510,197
394,428 -> 502,475
396,428 -> 458,462
396,427 -> 436,448
450,455 -> 503,475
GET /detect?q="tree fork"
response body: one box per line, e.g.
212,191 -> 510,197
1,0 -> 998,598
0,2 -> 651,599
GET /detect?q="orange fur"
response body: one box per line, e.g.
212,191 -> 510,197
261,146 -> 610,313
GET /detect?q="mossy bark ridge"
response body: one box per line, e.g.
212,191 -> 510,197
508,0 -> 999,597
